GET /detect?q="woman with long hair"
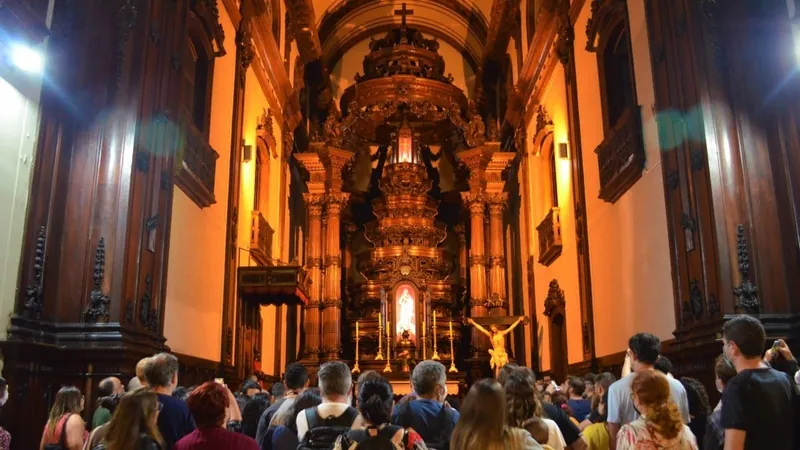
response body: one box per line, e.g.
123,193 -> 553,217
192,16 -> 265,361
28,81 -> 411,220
336,379 -> 427,449
617,371 -> 698,450
175,381 -> 258,449
504,370 -> 566,450
678,378 -> 710,449
94,389 -> 163,450
40,386 -> 87,450
451,379 -> 541,450
269,388 -> 322,450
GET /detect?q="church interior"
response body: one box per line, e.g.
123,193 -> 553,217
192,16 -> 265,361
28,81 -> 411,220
1,0 -> 800,447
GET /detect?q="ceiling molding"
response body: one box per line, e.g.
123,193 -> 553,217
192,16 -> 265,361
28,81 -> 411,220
318,0 -> 487,74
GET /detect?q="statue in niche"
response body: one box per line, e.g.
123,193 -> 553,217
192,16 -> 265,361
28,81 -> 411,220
396,288 -> 416,339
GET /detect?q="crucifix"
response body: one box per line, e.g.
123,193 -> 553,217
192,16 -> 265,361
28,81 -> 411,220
464,316 -> 530,378
394,3 -> 413,27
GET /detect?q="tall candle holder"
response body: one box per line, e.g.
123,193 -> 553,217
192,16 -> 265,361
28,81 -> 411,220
352,321 -> 361,374
448,321 -> 457,373
375,313 -> 384,360
422,318 -> 427,360
431,311 -> 440,360
383,320 -> 393,373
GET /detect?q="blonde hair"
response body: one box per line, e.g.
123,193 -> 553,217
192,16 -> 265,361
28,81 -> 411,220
451,380 -> 507,450
631,371 -> 683,440
136,357 -> 151,383
102,388 -> 164,450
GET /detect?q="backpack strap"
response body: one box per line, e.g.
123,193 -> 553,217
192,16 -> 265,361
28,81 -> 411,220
378,425 -> 403,440
305,407 -> 321,430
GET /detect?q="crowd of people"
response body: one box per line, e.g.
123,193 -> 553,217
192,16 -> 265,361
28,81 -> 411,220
8,314 -> 794,450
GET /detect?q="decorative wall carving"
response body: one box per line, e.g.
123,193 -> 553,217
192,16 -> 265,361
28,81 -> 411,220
22,226 -> 46,319
256,108 -> 278,159
535,105 -> 553,138
84,238 -> 109,322
595,106 -> 646,203
733,224 -> 759,313
543,279 -> 565,317
114,0 -> 138,87
585,0 -> 628,51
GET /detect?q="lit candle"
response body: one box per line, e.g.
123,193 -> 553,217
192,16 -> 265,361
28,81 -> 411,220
356,320 -> 359,336
433,310 -> 436,329
378,312 -> 382,328
387,320 -> 391,338
449,320 -> 453,336
423,319 -> 426,337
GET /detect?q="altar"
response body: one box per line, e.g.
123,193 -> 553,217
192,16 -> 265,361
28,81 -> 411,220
294,9 -> 520,381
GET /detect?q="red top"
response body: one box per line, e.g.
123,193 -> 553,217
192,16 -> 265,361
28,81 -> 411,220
174,427 -> 259,450
41,415 -> 88,446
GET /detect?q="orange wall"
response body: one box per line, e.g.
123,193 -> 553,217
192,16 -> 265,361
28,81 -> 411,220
164,7 -> 237,362
572,0 -> 675,358
524,65 -> 583,370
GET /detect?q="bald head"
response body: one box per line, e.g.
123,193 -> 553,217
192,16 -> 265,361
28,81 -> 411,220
99,377 -> 124,396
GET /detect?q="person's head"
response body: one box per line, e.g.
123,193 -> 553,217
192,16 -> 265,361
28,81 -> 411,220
524,416 -> 550,446
550,391 -> 572,417
99,377 -> 124,397
357,378 -> 394,426
679,377 -> 711,419
128,377 -> 143,392
654,356 -> 673,375
630,371 -> 682,440
490,324 -> 499,333
583,373 -> 597,396
103,388 -> 164,450
567,376 -> 585,398
722,315 -> 766,368
410,360 -> 447,401
187,381 -> 230,429
318,361 -> 352,402
278,388 -> 322,431
591,372 -> 617,412
498,363 -> 520,386
136,357 -> 151,386
172,386 -> 188,400
270,382 -> 286,401
242,393 -> 270,434
247,374 -> 258,382
240,380 -> 260,398
47,386 -> 84,433
99,392 -> 124,415
451,379 -> 508,450
284,362 -> 310,391
505,370 -> 544,428
714,354 -> 737,393
628,333 -> 661,370
144,353 -> 179,392
357,370 -> 385,384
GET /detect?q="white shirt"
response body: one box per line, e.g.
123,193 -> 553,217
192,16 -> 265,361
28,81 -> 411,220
296,402 -> 354,441
543,418 -> 567,450
607,372 -> 691,425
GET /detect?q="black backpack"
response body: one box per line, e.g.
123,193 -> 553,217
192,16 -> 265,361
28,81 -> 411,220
394,401 -> 453,450
298,406 -> 359,450
340,425 -> 407,450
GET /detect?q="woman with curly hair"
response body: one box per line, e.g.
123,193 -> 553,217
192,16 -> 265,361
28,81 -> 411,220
679,378 -> 710,449
451,379 -> 541,450
617,371 -> 698,450
504,370 -> 566,450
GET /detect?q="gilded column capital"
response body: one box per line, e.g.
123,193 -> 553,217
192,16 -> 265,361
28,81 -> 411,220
324,192 -> 350,215
306,258 -> 323,268
487,193 -> 508,215
461,192 -> 486,214
324,255 -> 341,267
489,255 -> 507,268
469,255 -> 488,266
304,193 -> 325,217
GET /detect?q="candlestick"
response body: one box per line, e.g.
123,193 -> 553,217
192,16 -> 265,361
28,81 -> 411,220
431,312 -> 440,360
383,321 -> 392,373
375,314 -> 384,360
448,321 -> 457,373
352,321 -> 361,374
422,319 -> 427,360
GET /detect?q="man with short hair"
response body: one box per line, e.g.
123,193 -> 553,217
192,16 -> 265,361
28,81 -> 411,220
146,353 -> 196,449
295,361 -> 358,449
270,381 -> 286,403
92,377 -> 124,428
256,362 -> 309,445
654,355 -> 674,378
721,315 -> 795,450
391,360 -> 459,449
566,376 -> 591,421
607,333 -> 690,449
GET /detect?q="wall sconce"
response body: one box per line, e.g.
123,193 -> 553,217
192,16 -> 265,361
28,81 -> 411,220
243,144 -> 253,162
558,142 -> 570,160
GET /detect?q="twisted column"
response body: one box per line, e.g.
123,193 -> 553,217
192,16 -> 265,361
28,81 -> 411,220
302,194 -> 324,360
321,193 -> 349,359
487,194 -> 508,316
462,192 -> 489,353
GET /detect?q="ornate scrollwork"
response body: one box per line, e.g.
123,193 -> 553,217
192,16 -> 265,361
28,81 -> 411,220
23,226 -> 46,319
734,224 -> 759,313
84,238 -> 110,322
543,279 -> 565,317
536,105 -> 554,137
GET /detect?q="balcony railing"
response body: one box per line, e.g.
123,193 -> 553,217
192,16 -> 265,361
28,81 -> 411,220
250,211 -> 274,266
595,105 -> 646,203
537,207 -> 563,266
238,264 -> 311,306
175,113 -> 219,208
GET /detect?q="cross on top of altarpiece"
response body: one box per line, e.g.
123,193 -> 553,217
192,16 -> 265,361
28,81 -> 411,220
394,3 -> 414,27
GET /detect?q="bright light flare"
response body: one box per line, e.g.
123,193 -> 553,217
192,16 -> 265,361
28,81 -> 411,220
10,44 -> 44,74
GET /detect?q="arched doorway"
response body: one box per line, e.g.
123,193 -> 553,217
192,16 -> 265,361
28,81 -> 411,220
544,279 -> 568,383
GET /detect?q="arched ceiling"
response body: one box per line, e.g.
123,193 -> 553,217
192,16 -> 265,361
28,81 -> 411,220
316,0 -> 489,75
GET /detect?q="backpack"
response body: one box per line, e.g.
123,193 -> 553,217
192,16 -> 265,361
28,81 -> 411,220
394,401 -> 453,450
298,406 -> 359,450
43,414 -> 70,450
336,425 -> 407,450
